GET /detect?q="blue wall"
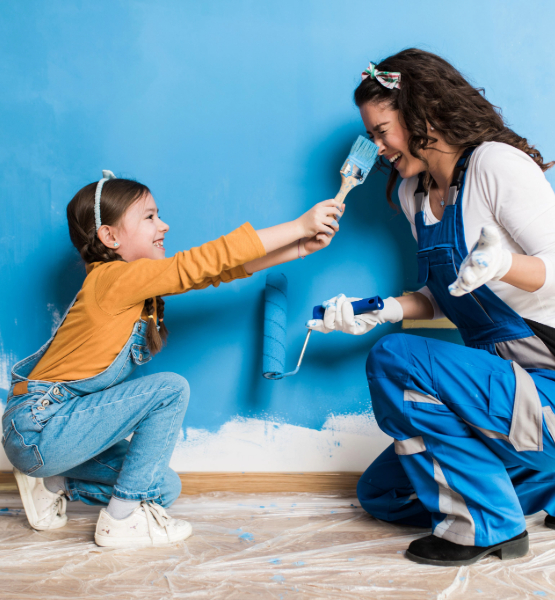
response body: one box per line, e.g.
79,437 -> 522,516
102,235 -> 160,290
2,1 -> 555,434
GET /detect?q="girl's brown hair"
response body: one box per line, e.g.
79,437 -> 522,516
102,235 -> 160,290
354,48 -> 554,206
67,178 -> 168,354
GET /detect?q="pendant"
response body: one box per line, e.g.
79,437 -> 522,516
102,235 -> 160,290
440,200 -> 445,207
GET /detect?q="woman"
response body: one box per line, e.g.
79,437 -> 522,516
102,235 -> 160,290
309,48 -> 555,566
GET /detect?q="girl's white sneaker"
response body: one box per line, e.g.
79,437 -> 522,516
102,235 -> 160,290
94,501 -> 193,548
13,468 -> 68,530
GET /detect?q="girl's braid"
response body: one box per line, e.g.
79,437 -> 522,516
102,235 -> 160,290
144,297 -> 167,354
156,297 -> 169,344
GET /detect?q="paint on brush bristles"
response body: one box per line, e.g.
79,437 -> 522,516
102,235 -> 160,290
340,135 -> 379,184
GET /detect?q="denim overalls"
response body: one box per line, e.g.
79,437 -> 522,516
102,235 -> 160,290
358,147 -> 555,547
2,297 -> 189,507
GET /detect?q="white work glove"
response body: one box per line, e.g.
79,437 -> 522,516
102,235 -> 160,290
449,226 -> 512,297
306,294 -> 403,335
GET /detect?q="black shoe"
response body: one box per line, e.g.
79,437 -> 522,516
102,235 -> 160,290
545,515 -> 555,530
406,531 -> 529,566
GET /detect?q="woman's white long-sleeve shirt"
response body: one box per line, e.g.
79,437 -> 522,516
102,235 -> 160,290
399,141 -> 555,328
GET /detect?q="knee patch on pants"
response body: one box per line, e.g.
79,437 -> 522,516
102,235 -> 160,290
366,334 -> 412,380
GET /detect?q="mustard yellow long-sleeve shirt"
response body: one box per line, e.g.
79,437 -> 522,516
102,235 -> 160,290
30,223 -> 266,382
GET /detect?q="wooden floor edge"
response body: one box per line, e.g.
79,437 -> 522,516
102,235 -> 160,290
0,471 -> 363,495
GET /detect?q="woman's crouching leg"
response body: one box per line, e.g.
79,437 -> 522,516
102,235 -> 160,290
357,443 -> 432,528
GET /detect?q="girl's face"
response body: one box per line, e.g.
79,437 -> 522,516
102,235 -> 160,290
359,101 -> 427,179
104,193 -> 170,262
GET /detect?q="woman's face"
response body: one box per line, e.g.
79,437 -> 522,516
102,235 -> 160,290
359,101 -> 426,179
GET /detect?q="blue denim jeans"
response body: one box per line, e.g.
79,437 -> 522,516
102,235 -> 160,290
3,313 -> 189,507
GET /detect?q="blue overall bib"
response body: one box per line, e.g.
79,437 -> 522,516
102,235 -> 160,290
358,148 -> 555,546
2,297 -> 189,506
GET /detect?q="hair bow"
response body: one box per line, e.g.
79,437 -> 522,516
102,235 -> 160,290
361,62 -> 401,90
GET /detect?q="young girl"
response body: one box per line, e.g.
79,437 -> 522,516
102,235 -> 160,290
3,171 -> 342,547
310,49 -> 555,565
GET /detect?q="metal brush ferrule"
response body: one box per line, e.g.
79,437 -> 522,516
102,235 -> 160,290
340,160 -> 368,184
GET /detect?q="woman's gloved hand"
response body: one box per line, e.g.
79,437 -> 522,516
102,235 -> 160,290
449,226 -> 512,297
306,294 -> 403,335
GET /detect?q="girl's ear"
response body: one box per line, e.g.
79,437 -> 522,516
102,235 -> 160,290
97,224 -> 119,249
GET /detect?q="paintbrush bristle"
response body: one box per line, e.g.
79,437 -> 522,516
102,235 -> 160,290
347,135 -> 379,172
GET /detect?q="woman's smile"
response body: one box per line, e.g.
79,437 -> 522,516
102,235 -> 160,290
386,151 -> 403,169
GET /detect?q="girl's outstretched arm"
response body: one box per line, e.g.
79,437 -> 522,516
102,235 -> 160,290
92,200 -> 341,311
245,200 -> 342,273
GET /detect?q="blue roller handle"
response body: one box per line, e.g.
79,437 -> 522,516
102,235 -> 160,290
312,296 -> 384,320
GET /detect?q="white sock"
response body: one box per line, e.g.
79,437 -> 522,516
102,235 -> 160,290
44,475 -> 66,495
107,496 -> 141,520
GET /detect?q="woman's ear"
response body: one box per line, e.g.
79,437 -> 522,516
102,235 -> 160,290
97,224 -> 119,249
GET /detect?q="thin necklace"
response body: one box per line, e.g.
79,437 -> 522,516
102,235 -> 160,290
431,181 -> 446,208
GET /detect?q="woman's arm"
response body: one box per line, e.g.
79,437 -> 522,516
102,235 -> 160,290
396,292 -> 434,320
500,253 -> 546,292
450,145 -> 555,297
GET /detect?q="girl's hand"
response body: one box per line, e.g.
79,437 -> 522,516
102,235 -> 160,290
296,200 -> 342,239
449,227 -> 512,297
304,203 -> 344,255
302,232 -> 332,255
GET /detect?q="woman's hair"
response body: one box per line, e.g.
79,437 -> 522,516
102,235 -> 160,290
354,48 -> 554,206
67,178 -> 168,354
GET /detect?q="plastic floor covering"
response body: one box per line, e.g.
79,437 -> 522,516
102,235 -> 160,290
0,491 -> 554,599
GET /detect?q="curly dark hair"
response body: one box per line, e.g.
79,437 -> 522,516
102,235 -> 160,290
67,178 -> 168,354
354,48 -> 554,206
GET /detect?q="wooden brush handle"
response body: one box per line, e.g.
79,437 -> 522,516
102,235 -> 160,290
334,175 -> 359,206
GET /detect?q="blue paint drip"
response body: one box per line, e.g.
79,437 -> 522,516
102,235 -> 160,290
271,575 -> 286,583
269,558 -> 282,564
239,532 -> 254,541
293,561 -> 305,566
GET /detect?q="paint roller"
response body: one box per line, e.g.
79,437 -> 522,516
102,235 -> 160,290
263,272 -> 384,380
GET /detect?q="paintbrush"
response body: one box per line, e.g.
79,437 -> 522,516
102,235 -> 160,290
335,135 -> 379,205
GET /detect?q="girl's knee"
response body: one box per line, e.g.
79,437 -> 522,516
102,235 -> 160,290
157,372 -> 190,406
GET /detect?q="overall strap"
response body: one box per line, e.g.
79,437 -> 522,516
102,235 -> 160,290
415,146 -> 477,211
